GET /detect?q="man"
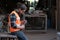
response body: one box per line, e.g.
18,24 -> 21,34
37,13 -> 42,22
8,2 -> 28,40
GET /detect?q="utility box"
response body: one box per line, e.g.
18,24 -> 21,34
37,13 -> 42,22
25,11 -> 47,32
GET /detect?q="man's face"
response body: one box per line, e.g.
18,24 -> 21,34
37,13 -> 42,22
18,9 -> 25,14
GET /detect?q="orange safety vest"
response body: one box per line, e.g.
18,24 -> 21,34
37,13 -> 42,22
8,11 -> 22,32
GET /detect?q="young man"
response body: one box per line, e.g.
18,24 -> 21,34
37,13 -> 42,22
8,2 -> 28,40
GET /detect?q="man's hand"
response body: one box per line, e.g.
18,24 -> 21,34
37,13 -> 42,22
20,20 -> 27,25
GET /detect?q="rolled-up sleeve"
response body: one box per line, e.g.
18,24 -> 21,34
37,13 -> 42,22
10,14 -> 17,28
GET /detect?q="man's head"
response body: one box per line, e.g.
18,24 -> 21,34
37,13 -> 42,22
16,2 -> 27,14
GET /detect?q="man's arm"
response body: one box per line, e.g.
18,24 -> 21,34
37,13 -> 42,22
10,14 -> 17,28
20,14 -> 27,25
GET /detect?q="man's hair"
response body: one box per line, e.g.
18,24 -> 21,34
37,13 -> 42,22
16,2 -> 27,10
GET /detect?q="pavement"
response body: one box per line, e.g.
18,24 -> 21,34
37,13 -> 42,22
25,29 -> 57,40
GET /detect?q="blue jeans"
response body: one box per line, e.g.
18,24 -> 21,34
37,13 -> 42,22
11,31 -> 28,40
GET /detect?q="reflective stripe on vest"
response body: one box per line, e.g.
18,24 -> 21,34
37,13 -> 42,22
8,11 -> 21,32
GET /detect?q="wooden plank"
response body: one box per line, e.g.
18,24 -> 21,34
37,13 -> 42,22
0,33 -> 17,40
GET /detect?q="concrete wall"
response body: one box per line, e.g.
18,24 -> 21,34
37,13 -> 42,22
57,0 -> 60,31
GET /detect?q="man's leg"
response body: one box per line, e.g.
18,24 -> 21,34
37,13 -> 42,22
11,31 -> 28,40
16,31 -> 28,40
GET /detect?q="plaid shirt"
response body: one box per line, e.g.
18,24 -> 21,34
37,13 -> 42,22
10,13 -> 25,28
10,14 -> 17,28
